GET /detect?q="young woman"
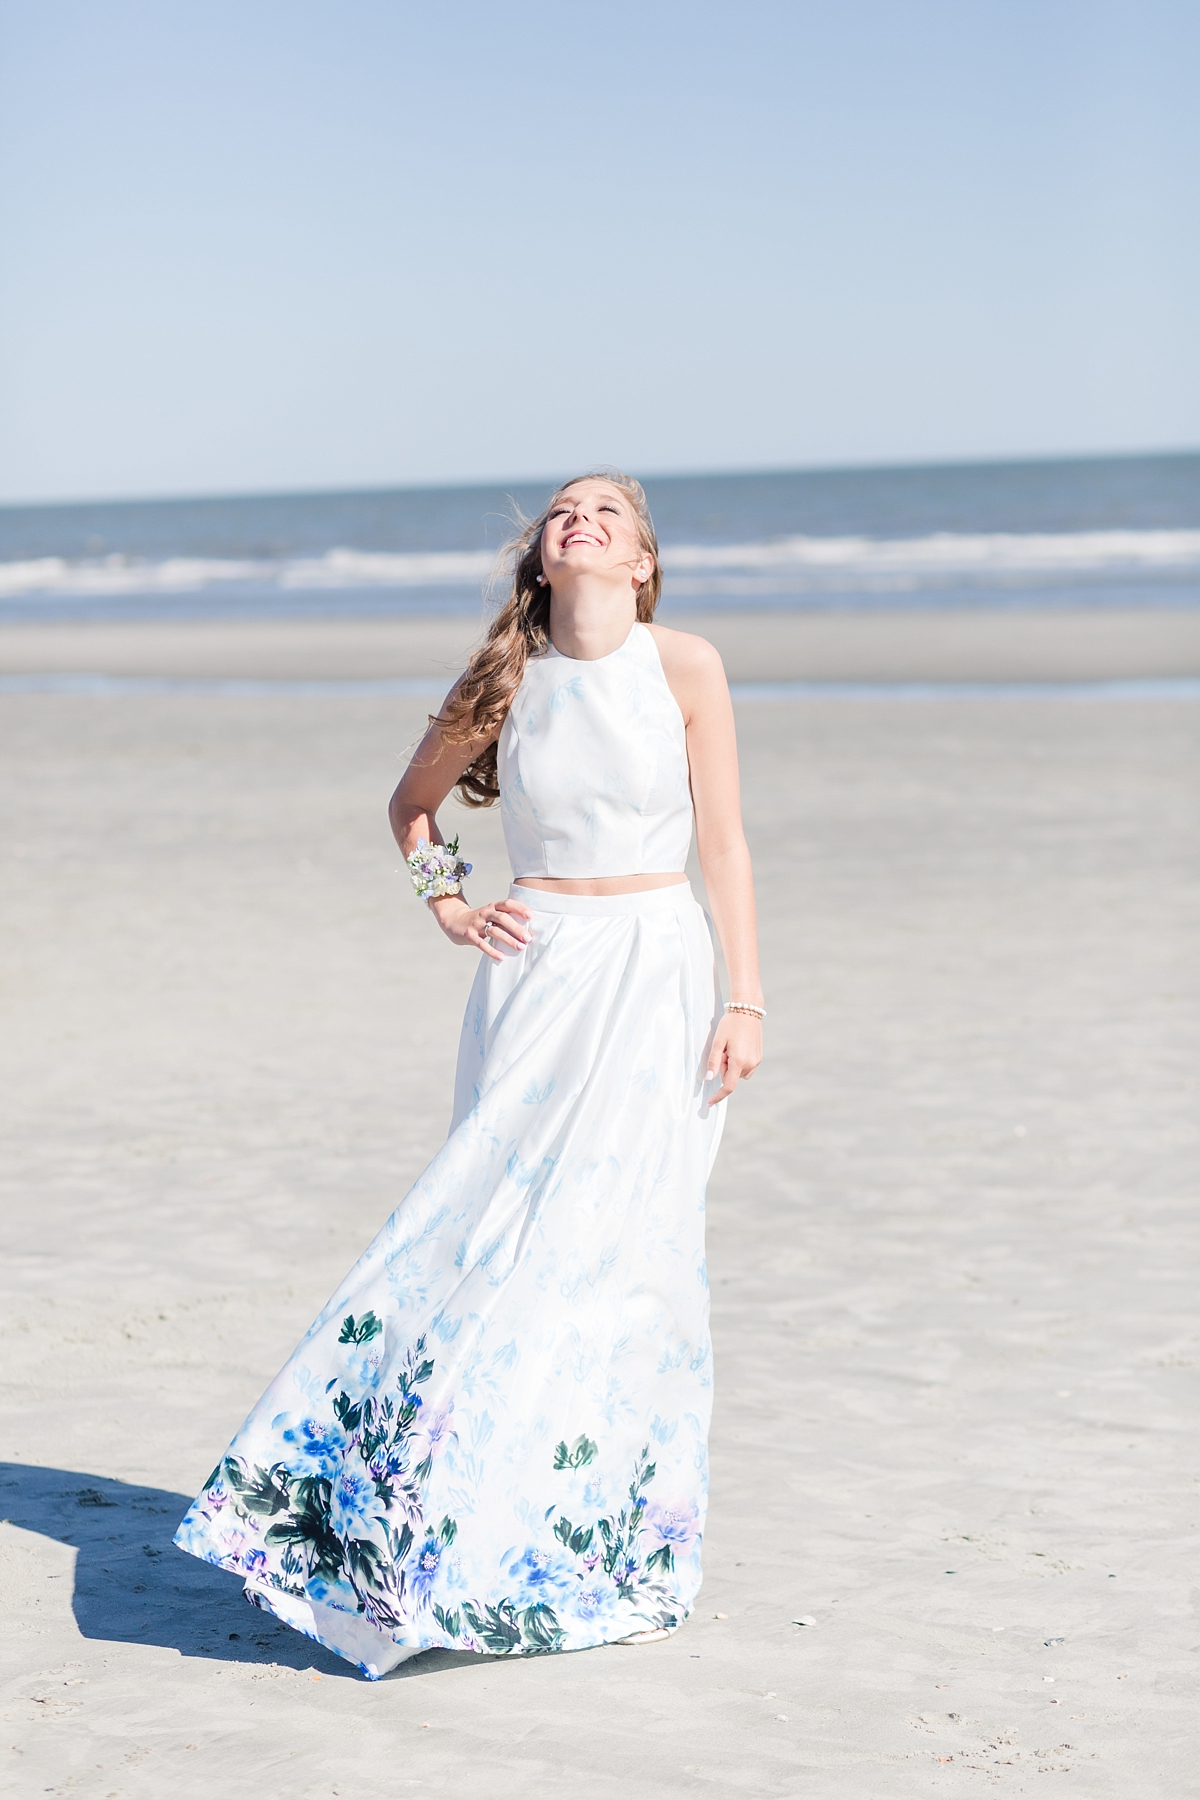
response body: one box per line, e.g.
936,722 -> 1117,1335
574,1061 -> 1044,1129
175,470 -> 764,1678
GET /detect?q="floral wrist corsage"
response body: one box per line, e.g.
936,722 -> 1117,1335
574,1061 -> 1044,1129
406,835 -> 472,901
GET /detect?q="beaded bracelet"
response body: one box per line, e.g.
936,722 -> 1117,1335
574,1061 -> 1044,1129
406,835 -> 472,900
725,1001 -> 766,1019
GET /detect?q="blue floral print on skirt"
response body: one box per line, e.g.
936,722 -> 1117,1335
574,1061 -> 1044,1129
175,881 -> 724,1677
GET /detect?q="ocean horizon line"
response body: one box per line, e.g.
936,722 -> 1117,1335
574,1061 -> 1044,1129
5,454 -> 1197,618
2,444 -> 1199,519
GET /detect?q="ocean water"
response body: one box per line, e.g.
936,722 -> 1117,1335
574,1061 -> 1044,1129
1,451 -> 1198,623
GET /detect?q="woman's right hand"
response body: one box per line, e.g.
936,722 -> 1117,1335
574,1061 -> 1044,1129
429,895 -> 533,964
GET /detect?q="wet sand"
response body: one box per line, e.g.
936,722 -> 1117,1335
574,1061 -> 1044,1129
1,602 -> 1199,684
1,608 -> 1197,1796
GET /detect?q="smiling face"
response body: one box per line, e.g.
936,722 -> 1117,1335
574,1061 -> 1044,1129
539,479 -> 655,594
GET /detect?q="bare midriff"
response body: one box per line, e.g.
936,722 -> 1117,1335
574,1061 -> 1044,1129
514,872 -> 689,896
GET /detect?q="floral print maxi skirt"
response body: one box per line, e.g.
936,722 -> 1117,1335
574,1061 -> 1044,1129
175,881 -> 725,1678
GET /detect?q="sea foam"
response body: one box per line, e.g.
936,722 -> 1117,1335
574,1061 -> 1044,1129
2,529 -> 1199,603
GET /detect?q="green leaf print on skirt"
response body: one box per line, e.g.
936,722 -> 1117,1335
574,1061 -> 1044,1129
175,882 -> 723,1675
177,1319 -> 701,1656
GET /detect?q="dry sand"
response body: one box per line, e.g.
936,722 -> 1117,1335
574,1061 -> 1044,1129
1,608 -> 1197,1797
2,603 -> 1200,684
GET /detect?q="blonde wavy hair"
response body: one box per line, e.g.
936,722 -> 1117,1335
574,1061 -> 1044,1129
435,468 -> 662,806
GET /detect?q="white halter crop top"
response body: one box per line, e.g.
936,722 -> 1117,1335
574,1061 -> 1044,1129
497,623 -> 693,879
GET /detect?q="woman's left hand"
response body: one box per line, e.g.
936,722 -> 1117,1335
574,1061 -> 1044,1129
705,1012 -> 763,1105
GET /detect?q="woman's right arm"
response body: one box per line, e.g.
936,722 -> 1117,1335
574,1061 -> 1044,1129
388,699 -> 532,964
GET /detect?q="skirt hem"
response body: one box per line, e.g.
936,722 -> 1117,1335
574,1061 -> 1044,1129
176,1538 -> 692,1679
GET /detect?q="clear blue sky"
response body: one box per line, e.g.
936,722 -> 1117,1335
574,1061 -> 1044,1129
1,0 -> 1196,503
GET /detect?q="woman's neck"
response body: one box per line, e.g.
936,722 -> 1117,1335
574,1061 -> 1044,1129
547,582 -> 637,661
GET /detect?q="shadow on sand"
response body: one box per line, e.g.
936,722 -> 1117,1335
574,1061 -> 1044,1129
0,1460 -> 493,1683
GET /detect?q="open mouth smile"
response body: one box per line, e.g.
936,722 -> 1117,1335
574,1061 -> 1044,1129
562,532 -> 604,548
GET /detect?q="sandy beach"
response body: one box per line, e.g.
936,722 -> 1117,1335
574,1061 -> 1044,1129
2,606 -> 1197,1797
2,604 -> 1199,684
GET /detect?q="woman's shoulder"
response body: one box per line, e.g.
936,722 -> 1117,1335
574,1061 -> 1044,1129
643,623 -> 730,726
644,622 -> 727,683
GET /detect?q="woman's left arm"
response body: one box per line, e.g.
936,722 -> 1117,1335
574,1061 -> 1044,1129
652,627 -> 764,1106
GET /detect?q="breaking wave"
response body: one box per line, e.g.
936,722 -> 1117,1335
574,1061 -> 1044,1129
3,528 -> 1200,604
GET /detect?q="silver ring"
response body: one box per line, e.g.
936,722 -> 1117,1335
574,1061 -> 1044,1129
481,921 -> 493,941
